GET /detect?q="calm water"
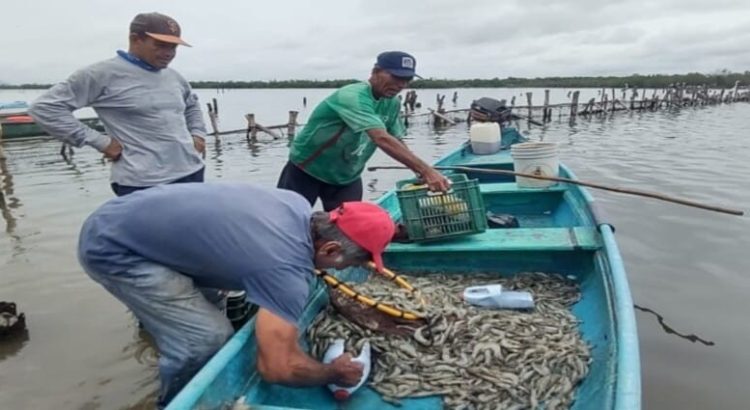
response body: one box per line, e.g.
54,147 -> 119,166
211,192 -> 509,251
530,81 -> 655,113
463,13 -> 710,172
1,89 -> 749,409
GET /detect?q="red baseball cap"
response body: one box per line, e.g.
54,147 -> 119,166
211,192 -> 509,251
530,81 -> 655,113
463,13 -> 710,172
328,202 -> 395,272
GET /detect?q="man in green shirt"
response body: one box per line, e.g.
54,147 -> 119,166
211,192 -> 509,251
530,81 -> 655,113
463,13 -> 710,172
277,51 -> 450,211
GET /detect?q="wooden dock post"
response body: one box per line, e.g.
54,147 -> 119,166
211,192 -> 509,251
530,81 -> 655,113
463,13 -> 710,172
245,113 -> 257,140
525,92 -> 533,120
602,92 -> 609,113
212,98 -> 219,116
287,111 -> 299,137
206,103 -> 220,137
732,81 -> 740,102
583,98 -> 595,115
543,90 -> 550,122
569,91 -> 580,119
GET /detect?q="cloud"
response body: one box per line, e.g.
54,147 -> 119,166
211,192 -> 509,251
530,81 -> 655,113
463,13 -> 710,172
0,0 -> 748,84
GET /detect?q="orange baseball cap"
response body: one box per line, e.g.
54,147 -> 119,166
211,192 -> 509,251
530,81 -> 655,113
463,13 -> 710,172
130,12 -> 191,47
328,202 -> 395,272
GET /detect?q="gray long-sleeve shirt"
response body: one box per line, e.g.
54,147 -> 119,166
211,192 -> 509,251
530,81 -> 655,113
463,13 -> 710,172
29,55 -> 207,186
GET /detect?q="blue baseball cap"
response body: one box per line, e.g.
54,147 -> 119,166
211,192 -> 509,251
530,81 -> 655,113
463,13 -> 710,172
375,51 -> 422,79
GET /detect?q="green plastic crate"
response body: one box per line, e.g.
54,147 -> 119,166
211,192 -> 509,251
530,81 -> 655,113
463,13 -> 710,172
396,173 -> 487,242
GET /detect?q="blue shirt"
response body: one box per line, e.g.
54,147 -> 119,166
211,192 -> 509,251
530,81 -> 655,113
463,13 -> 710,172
78,183 -> 315,324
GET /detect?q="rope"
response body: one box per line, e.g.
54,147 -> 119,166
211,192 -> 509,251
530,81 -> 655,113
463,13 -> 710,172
314,268 -> 424,321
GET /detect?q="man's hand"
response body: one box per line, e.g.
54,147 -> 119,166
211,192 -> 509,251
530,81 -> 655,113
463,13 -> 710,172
256,308 -> 352,387
367,129 -> 451,193
102,138 -> 123,161
329,353 -> 364,387
420,167 -> 452,192
193,136 -> 206,158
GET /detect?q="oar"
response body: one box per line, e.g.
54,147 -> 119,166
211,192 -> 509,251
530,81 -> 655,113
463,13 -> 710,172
367,165 -> 744,216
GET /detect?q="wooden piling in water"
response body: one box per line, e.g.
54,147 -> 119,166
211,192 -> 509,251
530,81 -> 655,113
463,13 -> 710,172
287,110 -> 299,137
570,91 -> 580,119
206,103 -> 220,137
526,92 -> 533,119
543,90 -> 550,122
245,113 -> 257,140
581,98 -> 595,115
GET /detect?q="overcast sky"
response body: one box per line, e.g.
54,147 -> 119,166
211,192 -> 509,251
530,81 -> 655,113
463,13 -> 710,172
1,0 -> 749,84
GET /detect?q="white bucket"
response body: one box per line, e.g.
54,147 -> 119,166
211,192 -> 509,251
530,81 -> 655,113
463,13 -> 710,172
510,142 -> 559,188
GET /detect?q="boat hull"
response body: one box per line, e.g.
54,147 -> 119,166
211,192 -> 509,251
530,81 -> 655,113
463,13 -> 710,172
166,134 -> 641,410
0,117 -> 104,139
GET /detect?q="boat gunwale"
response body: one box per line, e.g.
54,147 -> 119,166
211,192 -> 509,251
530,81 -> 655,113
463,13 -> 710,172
166,138 -> 641,410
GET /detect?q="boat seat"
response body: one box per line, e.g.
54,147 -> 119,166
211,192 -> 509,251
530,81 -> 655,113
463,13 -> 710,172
387,227 -> 601,253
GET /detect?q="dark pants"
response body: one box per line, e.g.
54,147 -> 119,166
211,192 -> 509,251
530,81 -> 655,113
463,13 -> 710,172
276,161 -> 362,211
111,167 -> 205,197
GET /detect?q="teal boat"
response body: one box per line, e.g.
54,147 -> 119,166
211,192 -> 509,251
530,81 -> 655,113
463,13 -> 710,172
167,129 -> 641,410
0,101 -> 28,110
0,115 -> 104,139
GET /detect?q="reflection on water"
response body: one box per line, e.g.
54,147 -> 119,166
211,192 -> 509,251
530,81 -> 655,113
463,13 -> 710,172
0,88 -> 748,410
0,328 -> 30,361
0,155 -> 23,256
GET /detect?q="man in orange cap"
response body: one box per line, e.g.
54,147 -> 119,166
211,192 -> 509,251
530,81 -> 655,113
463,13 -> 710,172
77,182 -> 396,407
30,12 -> 207,196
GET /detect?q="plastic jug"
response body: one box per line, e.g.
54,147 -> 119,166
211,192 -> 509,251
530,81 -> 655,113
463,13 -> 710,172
322,339 -> 372,400
463,284 -> 535,309
470,122 -> 501,155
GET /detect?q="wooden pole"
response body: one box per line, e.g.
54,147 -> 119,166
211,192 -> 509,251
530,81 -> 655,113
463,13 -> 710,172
287,110 -> 299,137
212,98 -> 219,116
583,98 -> 596,115
256,123 -> 282,139
542,90 -> 550,122
429,109 -> 456,125
525,92 -> 533,119
733,81 -> 740,102
208,110 -> 219,137
245,113 -> 257,140
367,165 -> 744,216
569,91 -> 580,119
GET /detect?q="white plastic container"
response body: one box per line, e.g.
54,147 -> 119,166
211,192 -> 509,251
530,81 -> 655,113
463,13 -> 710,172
470,122 -> 501,154
463,284 -> 535,310
322,339 -> 372,401
510,142 -> 559,188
